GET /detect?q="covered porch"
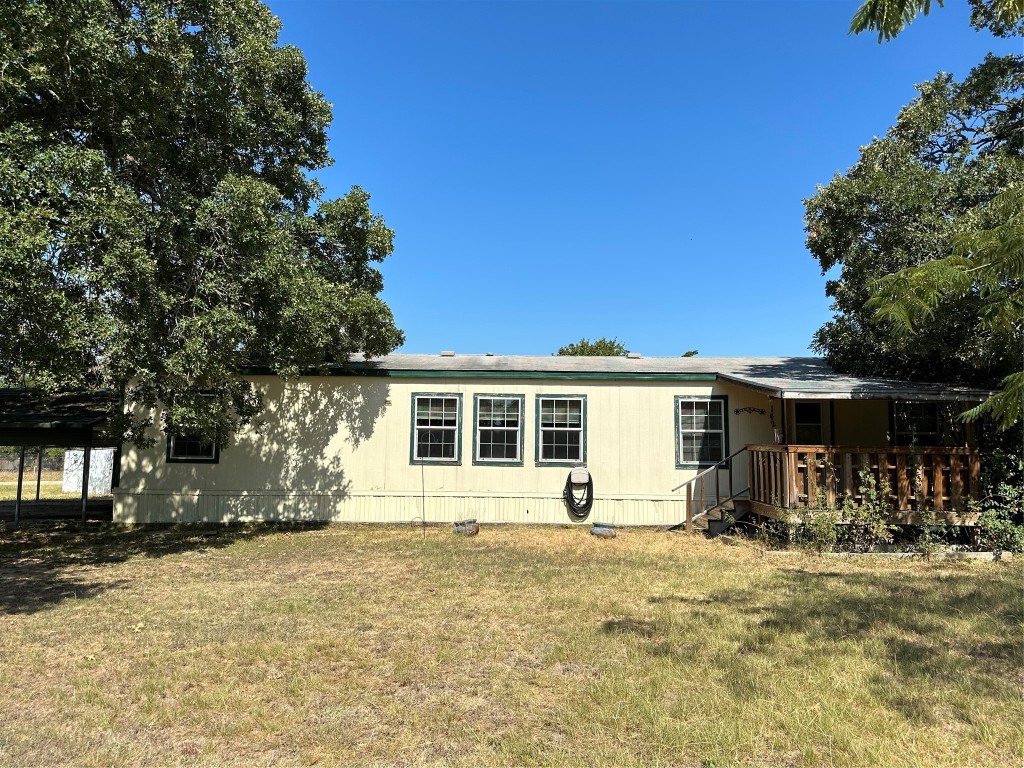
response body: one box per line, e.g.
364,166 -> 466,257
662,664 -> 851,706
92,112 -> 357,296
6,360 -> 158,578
683,365 -> 992,532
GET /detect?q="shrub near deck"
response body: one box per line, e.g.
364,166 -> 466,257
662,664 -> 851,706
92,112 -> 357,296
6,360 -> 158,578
0,525 -> 1019,767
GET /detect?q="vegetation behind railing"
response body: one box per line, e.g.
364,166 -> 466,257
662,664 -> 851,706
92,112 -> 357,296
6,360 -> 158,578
748,445 -> 981,514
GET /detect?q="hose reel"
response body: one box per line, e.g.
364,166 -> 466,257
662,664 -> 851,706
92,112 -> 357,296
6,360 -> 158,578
563,466 -> 594,521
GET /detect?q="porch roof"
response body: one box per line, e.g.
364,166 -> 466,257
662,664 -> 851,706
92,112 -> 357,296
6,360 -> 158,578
341,354 -> 990,401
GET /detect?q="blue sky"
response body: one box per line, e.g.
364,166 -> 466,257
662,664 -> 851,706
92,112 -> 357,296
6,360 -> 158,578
267,0 -> 1018,357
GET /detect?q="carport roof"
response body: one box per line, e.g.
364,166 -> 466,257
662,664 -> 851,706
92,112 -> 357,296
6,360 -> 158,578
0,389 -> 117,430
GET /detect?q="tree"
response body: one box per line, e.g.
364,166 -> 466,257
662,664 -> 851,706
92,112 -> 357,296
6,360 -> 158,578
0,0 -> 403,447
850,0 -> 1024,41
870,189 -> 1023,428
556,338 -> 629,356
804,54 -> 1023,408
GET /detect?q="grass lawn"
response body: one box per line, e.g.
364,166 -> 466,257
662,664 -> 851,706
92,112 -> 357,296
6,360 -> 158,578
0,471 -> 111,502
0,525 -> 1020,767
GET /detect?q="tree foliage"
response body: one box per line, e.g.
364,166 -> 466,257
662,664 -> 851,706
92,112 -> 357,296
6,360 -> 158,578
804,53 -> 1023,410
556,338 -> 629,356
870,189 -> 1023,428
0,0 -> 403,446
850,0 -> 1024,41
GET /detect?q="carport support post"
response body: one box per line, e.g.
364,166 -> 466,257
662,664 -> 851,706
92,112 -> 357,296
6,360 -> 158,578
14,446 -> 26,526
80,445 -> 91,523
35,446 -> 44,501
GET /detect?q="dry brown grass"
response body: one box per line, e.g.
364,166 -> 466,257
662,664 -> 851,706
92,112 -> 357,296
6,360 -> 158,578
0,471 -> 111,501
0,524 -> 1020,767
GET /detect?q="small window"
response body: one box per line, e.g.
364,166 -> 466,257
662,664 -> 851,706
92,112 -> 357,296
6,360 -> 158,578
475,395 -> 524,465
167,434 -> 218,463
411,394 -> 462,463
676,396 -> 727,466
794,402 -> 823,444
537,396 -> 586,464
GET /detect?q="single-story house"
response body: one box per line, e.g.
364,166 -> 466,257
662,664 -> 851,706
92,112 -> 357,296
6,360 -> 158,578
112,354 -> 990,531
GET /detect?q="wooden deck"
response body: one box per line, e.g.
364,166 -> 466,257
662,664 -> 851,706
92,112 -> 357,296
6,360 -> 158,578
0,498 -> 113,524
747,444 -> 981,525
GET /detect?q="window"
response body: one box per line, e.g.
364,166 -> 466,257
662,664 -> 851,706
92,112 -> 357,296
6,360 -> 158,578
411,394 -> 462,463
893,402 -> 942,446
676,396 -> 727,466
537,395 -> 586,464
474,395 -> 524,465
167,434 -> 219,463
794,402 -> 823,444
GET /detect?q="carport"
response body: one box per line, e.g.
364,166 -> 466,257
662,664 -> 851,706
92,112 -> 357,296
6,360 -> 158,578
0,390 -> 119,524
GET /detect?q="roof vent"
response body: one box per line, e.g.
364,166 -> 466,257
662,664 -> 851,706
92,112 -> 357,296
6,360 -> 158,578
626,352 -> 642,359
440,350 -> 455,357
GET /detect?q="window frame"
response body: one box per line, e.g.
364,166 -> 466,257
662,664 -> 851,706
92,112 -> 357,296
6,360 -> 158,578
166,434 -> 219,464
675,395 -> 729,469
793,401 -> 824,445
472,394 -> 525,466
892,401 -> 944,447
410,392 -> 463,465
535,394 -> 587,466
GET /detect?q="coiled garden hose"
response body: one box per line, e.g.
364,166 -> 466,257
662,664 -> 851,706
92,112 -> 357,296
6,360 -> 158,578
563,472 -> 594,520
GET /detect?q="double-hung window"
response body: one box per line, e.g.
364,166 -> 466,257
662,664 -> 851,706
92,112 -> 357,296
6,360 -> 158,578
676,396 -> 727,467
474,395 -> 524,465
537,395 -> 586,464
167,434 -> 219,463
411,394 -> 462,463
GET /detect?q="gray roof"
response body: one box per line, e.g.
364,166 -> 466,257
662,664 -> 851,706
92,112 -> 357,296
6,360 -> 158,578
347,354 -> 990,401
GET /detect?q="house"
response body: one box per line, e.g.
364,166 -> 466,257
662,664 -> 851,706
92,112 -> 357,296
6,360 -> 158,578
112,354 -> 989,531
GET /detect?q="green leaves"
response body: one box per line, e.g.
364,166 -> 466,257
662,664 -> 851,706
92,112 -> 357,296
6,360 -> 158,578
556,338 -> 630,356
804,54 -> 1022,409
850,0 -> 944,42
0,0 -> 403,446
850,0 -> 1024,41
871,189 -> 1024,430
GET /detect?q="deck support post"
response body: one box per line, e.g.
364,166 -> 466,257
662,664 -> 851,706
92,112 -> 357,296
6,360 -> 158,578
80,445 -> 91,524
14,446 -> 26,526
35,446 -> 43,501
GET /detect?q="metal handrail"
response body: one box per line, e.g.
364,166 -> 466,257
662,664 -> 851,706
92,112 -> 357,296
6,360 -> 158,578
671,446 -> 748,493
672,446 -> 750,531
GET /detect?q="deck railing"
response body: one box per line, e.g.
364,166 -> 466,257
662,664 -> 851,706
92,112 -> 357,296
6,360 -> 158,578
747,444 -> 981,517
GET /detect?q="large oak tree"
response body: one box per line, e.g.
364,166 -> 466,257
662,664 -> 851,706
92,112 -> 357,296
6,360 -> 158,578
0,0 -> 403,446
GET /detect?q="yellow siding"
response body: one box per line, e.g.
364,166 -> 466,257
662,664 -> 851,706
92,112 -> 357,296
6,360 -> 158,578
832,400 -> 890,446
116,376 -> 777,525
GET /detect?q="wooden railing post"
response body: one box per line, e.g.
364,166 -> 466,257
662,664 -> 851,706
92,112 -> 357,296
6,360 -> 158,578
743,444 -> 978,518
685,482 -> 693,532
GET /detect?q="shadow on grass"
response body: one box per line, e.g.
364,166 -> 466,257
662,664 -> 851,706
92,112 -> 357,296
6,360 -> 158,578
613,564 -> 1023,711
0,522 -> 327,615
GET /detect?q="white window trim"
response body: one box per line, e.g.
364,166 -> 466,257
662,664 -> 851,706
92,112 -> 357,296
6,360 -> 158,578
675,395 -> 728,468
474,395 -> 524,465
411,393 -> 462,464
536,395 -> 586,465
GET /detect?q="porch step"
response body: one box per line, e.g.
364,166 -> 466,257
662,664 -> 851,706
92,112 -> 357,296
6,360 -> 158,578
692,499 -> 750,537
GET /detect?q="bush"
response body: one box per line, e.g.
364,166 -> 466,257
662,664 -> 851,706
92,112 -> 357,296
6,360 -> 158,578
975,481 -> 1024,554
835,468 -> 895,553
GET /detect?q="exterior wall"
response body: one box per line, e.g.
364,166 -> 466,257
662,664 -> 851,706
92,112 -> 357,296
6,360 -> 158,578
115,375 -> 776,526
832,400 -> 890,446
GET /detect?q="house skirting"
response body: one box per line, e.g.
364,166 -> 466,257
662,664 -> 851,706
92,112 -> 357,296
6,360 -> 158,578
112,490 -> 687,526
